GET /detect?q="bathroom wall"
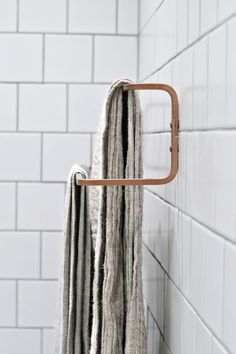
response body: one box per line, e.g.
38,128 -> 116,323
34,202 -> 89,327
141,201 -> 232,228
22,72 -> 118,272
0,1 -> 138,353
140,0 -> 236,353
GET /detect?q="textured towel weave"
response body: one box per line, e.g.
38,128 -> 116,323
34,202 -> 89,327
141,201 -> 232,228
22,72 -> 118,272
90,79 -> 147,354
55,165 -> 92,354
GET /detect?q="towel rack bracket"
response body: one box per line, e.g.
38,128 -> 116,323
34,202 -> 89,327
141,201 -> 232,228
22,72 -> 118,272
76,82 -> 179,187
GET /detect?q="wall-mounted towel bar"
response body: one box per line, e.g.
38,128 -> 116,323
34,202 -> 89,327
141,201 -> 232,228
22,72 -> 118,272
76,83 -> 179,187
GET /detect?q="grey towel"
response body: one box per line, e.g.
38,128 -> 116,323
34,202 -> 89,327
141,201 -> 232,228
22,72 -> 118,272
55,165 -> 92,354
90,79 -> 147,354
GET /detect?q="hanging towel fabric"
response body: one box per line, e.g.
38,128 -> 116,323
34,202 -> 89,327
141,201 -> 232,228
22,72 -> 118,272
54,165 -> 92,354
89,79 -> 147,354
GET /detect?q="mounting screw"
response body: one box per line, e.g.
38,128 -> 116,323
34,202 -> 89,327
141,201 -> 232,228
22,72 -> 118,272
169,146 -> 172,152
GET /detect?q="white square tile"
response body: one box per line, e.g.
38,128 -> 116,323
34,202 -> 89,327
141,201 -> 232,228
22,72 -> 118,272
185,133 -> 200,219
139,15 -> 156,81
42,134 -> 91,181
204,231 -> 224,337
142,246 -> 158,322
218,0 -> 236,21
94,36 -> 137,82
19,84 -> 67,132
43,329 -> 55,354
155,0 -> 177,68
45,35 -> 92,82
212,338 -> 228,354
168,208 -> 180,286
198,132 -> 215,228
118,0 -> 138,34
0,0 -> 17,31
0,329 -> 40,354
19,0 -> 66,32
0,232 -> 40,278
0,183 -> 16,229
175,132 -> 186,211
177,0 -> 188,51
143,191 -> 169,270
69,0 -> 116,33
18,183 -> 65,230
223,242 -> 236,353
18,281 -> 58,327
42,232 -> 62,279
193,37 -> 208,129
183,300 -> 196,354
208,26 -> 226,128
190,221 -> 205,316
214,132 -> 236,241
226,18 -> 236,127
200,0 -> 218,34
0,84 -> 17,131
0,281 -> 16,326
68,84 -> 109,132
158,63 -> 173,131
188,0 -> 200,44
196,318 -> 212,354
164,278 -> 183,354
180,48 -> 193,130
0,34 -> 42,82
180,214 -> 191,299
0,133 -> 41,181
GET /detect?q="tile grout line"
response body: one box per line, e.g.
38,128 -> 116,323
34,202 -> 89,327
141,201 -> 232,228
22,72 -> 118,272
66,0 -> 69,33
42,34 -> 45,83
0,31 -> 138,36
91,35 -> 95,83
16,0 -> 20,32
115,0 -> 119,34
40,328 -> 43,354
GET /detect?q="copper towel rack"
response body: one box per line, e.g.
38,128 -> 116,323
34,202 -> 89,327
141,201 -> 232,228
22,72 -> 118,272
76,83 -> 179,187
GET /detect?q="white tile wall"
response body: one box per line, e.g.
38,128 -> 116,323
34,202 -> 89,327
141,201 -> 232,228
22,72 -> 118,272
68,0 -> 116,33
0,133 -> 41,180
0,34 -> 42,81
43,329 -> 55,354
19,84 -> 67,131
140,1 -> 236,353
18,281 -> 58,327
19,0 -> 67,32
94,36 -> 137,82
0,0 -> 17,31
0,0 -> 138,354
1,0 -> 236,353
0,2 -> 137,351
0,84 -> 17,130
68,84 -> 109,132
0,281 -> 16,326
17,183 -> 65,230
0,329 -> 41,354
42,133 -> 90,181
45,35 -> 92,82
0,232 -> 40,278
42,232 -> 62,279
0,183 -> 16,229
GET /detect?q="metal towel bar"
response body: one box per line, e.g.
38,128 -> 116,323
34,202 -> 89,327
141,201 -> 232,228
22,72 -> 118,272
76,83 -> 179,186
